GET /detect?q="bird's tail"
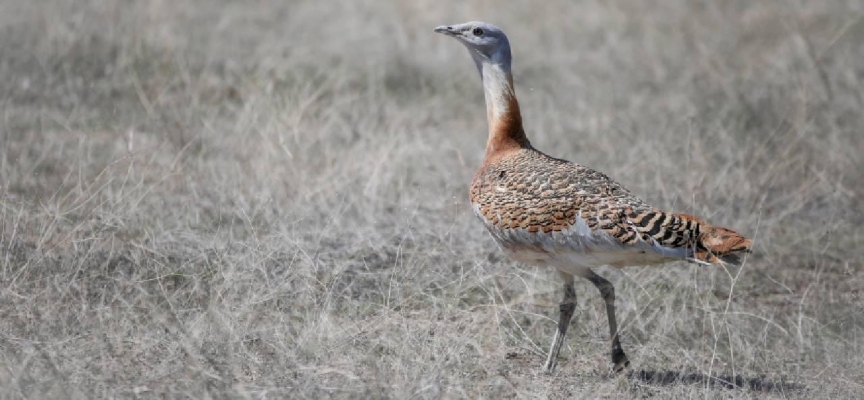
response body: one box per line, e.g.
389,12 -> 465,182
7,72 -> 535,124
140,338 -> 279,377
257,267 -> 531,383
628,210 -> 753,265
675,213 -> 753,265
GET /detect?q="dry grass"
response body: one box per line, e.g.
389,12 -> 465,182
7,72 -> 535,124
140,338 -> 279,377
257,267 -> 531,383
1,0 -> 863,398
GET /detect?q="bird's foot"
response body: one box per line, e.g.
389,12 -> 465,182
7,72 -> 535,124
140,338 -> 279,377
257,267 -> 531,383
612,352 -> 630,374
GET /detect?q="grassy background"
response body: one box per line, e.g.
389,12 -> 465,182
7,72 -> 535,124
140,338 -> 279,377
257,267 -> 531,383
1,0 -> 863,398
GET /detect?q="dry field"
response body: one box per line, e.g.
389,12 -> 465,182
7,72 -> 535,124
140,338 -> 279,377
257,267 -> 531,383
1,0 -> 863,398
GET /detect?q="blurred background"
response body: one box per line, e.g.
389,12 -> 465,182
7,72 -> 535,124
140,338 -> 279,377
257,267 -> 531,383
1,0 -> 863,398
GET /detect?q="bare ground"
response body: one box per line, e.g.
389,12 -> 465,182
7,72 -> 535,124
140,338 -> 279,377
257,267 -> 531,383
1,0 -> 863,398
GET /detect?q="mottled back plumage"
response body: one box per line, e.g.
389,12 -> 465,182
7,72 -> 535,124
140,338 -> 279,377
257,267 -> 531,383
470,148 -> 752,270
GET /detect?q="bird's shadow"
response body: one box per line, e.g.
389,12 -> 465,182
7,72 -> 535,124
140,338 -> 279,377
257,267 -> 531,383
627,369 -> 806,393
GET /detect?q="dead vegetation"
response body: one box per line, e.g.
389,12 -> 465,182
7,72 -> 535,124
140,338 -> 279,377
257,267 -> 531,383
1,0 -> 863,398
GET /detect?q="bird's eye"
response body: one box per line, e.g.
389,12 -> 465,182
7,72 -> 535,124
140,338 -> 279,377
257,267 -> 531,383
472,28 -> 484,36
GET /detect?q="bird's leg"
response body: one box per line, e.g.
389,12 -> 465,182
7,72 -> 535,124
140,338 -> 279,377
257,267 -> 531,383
544,272 -> 576,373
586,271 -> 630,373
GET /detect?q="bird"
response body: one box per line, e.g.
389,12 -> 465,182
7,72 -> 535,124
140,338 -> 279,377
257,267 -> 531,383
434,21 -> 753,373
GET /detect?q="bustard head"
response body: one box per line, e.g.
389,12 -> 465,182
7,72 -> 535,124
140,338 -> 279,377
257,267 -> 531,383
434,21 -> 512,68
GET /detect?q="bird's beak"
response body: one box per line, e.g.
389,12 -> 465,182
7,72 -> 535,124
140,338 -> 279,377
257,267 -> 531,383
434,25 -> 459,37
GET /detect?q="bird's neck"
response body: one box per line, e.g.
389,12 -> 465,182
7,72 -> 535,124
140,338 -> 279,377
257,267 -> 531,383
477,59 -> 530,159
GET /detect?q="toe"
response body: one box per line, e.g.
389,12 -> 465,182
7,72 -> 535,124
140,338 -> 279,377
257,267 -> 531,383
613,358 -> 631,374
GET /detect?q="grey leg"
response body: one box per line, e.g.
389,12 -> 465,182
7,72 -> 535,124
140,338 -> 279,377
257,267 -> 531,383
544,273 -> 576,372
586,271 -> 630,372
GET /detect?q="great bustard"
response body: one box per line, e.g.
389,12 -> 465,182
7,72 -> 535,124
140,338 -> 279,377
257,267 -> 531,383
434,22 -> 752,373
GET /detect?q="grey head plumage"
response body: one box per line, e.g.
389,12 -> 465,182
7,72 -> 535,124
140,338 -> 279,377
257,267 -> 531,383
434,21 -> 513,74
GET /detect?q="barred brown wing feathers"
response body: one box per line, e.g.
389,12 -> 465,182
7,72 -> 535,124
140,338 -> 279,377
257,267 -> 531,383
627,210 -> 753,264
470,148 -> 752,265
